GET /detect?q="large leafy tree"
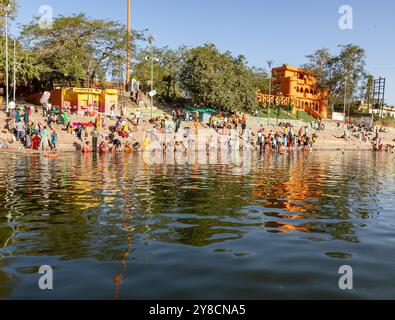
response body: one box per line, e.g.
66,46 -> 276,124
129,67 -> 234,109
0,0 -> 17,31
132,46 -> 186,102
251,67 -> 270,94
0,38 -> 46,87
20,13 -> 146,89
303,44 -> 368,112
0,0 -> 17,85
179,44 -> 257,113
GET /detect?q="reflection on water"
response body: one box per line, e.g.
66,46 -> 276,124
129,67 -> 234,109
0,151 -> 394,299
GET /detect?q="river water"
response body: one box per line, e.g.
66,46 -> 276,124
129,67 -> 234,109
0,151 -> 394,299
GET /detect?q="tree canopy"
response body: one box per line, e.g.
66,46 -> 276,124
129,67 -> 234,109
179,44 -> 258,113
19,13 -> 146,90
0,0 -> 17,31
303,44 -> 370,112
132,46 -> 186,102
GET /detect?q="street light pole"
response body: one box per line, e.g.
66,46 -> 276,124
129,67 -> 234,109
148,35 -> 155,120
276,92 -> 282,126
126,0 -> 131,89
343,72 -> 347,124
13,39 -> 16,103
151,44 -> 154,119
267,60 -> 273,126
5,6 -> 9,113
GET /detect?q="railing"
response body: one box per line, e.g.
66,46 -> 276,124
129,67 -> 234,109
256,92 -> 322,121
303,105 -> 322,121
256,93 -> 291,107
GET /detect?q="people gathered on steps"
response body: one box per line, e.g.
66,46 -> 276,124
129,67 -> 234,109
1,103 -> 394,154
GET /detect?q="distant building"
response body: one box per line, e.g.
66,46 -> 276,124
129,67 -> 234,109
28,87 -> 118,114
257,64 -> 329,120
370,105 -> 395,118
272,65 -> 329,119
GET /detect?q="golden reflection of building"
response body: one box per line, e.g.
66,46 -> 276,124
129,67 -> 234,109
68,154 -> 120,210
252,154 -> 327,214
281,161 -> 325,213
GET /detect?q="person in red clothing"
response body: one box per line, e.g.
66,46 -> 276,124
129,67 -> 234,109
82,141 -> 92,153
32,133 -> 40,150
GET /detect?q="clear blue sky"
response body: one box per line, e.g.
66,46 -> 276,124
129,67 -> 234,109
10,0 -> 395,104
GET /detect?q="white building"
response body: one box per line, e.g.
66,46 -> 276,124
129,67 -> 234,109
370,105 -> 395,118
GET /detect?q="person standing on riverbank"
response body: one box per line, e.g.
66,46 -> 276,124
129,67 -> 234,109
175,117 -> 182,133
63,111 -> 69,131
110,105 -> 116,120
15,107 -> 21,123
16,121 -> 26,141
23,106 -> 29,124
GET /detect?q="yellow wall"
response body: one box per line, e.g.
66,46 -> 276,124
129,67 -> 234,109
62,88 -> 118,114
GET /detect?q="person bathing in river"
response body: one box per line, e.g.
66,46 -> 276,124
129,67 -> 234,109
90,126 -> 100,152
31,133 -> 40,150
40,126 -> 50,151
113,139 -> 122,152
82,141 -> 92,153
99,141 -> 108,154
124,141 -> 133,153
50,129 -> 58,151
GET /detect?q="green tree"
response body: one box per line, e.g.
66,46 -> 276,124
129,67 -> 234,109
302,48 -> 333,89
132,46 -> 186,102
20,13 -> 146,89
0,0 -> 17,31
179,44 -> 257,113
251,67 -> 270,93
0,37 -> 45,88
303,44 -> 368,112
363,73 -> 374,110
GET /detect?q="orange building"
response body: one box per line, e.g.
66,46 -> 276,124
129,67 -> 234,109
257,64 -> 329,120
28,87 -> 118,114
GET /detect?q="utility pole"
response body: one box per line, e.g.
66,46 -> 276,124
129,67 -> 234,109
267,60 -> 273,126
343,72 -> 347,123
126,0 -> 131,89
276,91 -> 282,126
13,39 -> 16,103
5,5 -> 10,113
148,35 -> 155,120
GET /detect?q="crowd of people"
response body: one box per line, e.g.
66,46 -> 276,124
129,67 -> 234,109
255,123 -> 318,154
1,103 -> 140,153
1,103 -> 394,155
338,121 -> 395,153
4,105 -> 58,151
140,109 -> 321,154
